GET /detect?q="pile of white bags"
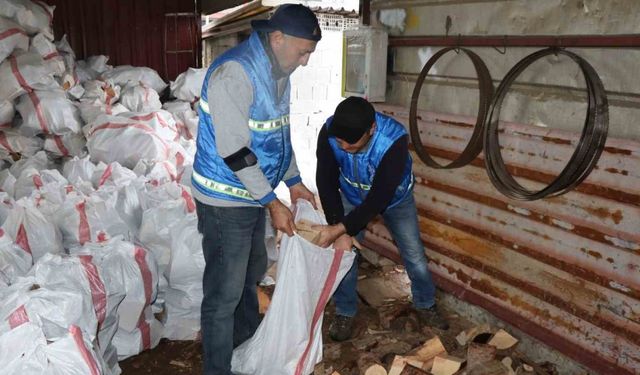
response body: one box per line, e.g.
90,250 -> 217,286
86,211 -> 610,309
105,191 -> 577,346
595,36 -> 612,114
232,200 -> 356,375
0,2 -> 210,371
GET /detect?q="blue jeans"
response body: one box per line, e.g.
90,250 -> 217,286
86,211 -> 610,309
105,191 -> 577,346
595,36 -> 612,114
196,200 -> 267,375
333,192 -> 436,317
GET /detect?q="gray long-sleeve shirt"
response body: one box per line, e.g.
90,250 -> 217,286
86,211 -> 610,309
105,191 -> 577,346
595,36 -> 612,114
192,51 -> 301,207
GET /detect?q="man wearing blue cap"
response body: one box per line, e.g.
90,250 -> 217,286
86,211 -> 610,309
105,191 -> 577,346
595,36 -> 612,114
192,4 -> 320,374
314,96 -> 449,342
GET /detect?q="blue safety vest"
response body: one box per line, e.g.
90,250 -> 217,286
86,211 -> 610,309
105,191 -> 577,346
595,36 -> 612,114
192,32 -> 292,204
327,112 -> 414,208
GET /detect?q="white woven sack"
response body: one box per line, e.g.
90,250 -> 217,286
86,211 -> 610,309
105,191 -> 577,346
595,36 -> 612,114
29,32 -> 64,76
16,89 -> 82,136
170,67 -> 206,102
0,51 -> 57,103
44,132 -> 86,158
2,198 -> 63,261
0,17 -> 28,64
101,65 -> 167,93
0,0 -> 54,39
119,82 -> 162,113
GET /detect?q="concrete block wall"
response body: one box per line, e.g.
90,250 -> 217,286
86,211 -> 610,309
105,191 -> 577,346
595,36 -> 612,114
289,29 -> 346,194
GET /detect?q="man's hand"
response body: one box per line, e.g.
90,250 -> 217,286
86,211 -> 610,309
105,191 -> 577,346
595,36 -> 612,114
289,183 -> 317,209
266,199 -> 295,237
312,223 -> 347,247
333,234 -> 353,251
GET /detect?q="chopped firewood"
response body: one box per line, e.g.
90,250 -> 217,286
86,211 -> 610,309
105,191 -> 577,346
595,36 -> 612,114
388,356 -> 426,375
379,303 -> 413,329
399,364 -> 429,374
357,352 -> 387,375
456,324 -> 492,346
357,276 -> 411,308
295,219 -> 322,245
257,287 -> 271,314
467,342 -> 497,369
430,354 -> 465,375
521,363 -> 534,372
467,360 -> 511,375
408,336 -> 447,370
330,372 -> 342,375
488,329 -> 518,350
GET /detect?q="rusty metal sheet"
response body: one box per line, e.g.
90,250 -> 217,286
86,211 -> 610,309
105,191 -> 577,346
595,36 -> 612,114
368,104 -> 640,374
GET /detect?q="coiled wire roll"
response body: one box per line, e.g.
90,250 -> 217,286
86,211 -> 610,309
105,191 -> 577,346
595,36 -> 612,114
409,47 -> 494,169
483,48 -> 609,201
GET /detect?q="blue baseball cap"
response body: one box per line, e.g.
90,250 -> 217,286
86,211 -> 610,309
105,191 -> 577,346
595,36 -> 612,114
251,4 -> 322,42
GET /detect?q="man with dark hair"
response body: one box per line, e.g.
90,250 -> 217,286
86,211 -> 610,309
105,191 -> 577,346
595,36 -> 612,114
314,96 -> 449,342
192,4 -> 320,374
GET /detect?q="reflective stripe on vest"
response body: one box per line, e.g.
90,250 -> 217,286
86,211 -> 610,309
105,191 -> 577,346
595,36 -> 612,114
192,170 -> 253,200
199,98 -> 289,132
340,171 -> 371,191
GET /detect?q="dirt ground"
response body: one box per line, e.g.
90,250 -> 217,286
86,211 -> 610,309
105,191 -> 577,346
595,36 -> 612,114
120,260 -> 558,375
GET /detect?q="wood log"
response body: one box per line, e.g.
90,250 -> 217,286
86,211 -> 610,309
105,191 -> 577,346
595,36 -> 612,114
488,329 -> 518,350
378,303 -> 413,330
257,287 -> 270,314
295,219 -> 322,245
399,364 -> 429,374
467,342 -> 497,369
455,324 -> 492,346
407,336 -> 447,371
467,360 -> 511,375
388,356 -> 426,375
357,352 -> 388,375
430,354 -> 465,375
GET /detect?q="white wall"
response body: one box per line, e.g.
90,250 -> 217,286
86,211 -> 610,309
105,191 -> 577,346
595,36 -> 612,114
287,29 -> 346,194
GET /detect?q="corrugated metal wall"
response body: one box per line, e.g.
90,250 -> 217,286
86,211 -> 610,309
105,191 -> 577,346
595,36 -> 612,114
45,0 -> 201,81
367,1 -> 640,373
365,105 -> 639,374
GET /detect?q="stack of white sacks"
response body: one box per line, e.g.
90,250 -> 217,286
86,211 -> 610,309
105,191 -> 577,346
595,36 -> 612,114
0,1 -> 208,374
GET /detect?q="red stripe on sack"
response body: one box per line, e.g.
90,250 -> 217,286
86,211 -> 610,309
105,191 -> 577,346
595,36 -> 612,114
97,231 -> 107,242
9,56 -> 32,92
294,249 -> 345,375
32,174 -> 43,189
90,122 -> 171,159
134,246 -> 153,305
28,91 -> 50,134
16,223 -> 31,255
69,325 -> 100,375
8,305 -> 29,329
97,164 -> 113,187
0,28 -> 27,41
0,228 -> 4,237
53,135 -> 70,156
0,122 -> 12,129
128,113 -> 155,122
0,131 -> 15,153
161,162 -> 176,181
175,151 -> 185,181
181,186 -> 195,213
142,82 -> 149,105
43,51 -> 60,60
75,201 -> 91,245
137,313 -> 151,350
79,255 -> 107,327
33,0 -> 54,25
